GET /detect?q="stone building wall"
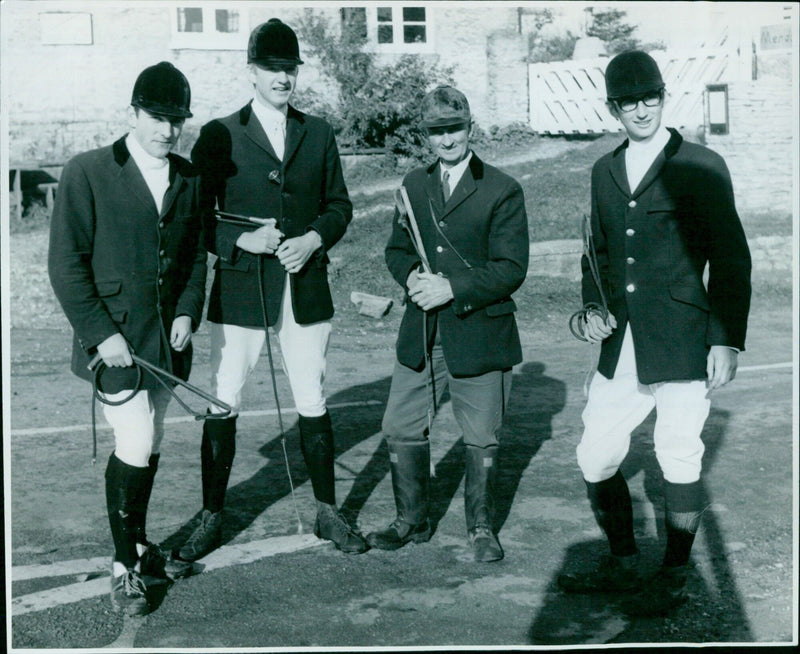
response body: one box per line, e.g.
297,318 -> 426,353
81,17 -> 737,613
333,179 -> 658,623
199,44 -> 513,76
4,3 -> 529,165
705,81 -> 794,215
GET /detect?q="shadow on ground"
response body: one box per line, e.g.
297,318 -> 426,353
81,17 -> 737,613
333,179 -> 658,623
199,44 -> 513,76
528,406 -> 753,644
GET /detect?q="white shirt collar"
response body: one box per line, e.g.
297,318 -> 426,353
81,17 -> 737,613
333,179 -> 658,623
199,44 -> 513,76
440,151 -> 473,190
126,133 -> 169,170
251,96 -> 287,131
626,126 -> 671,157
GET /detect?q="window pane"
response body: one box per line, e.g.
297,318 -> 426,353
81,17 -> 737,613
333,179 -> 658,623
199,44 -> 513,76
403,7 -> 426,22
215,9 -> 239,33
340,7 -> 367,39
378,24 -> 394,43
377,7 -> 392,22
404,25 -> 426,43
177,7 -> 203,33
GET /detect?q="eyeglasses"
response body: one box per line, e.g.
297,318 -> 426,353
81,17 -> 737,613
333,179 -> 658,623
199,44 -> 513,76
614,89 -> 664,113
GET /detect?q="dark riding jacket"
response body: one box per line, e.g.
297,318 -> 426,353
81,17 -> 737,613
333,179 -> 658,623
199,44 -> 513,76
48,136 -> 207,394
583,128 -> 752,384
191,102 -> 352,328
386,153 -> 529,377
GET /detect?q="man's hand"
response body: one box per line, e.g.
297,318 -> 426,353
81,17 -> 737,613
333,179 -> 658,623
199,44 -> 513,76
235,218 -> 284,254
276,230 -> 323,274
170,315 -> 193,352
408,272 -> 454,311
97,332 -> 133,367
706,345 -> 738,392
406,267 -> 422,292
583,311 -> 617,344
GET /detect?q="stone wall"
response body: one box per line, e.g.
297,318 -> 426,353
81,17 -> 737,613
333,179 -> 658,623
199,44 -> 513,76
704,81 -> 794,215
4,3 -> 529,165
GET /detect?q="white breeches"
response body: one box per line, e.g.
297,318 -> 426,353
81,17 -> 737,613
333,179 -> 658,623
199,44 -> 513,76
576,325 -> 710,484
100,385 -> 172,467
209,274 -> 331,417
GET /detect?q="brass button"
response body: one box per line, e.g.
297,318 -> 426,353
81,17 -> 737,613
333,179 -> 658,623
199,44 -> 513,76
626,283 -> 635,293
628,200 -> 637,208
626,257 -> 635,264
626,228 -> 635,236
436,246 -> 444,253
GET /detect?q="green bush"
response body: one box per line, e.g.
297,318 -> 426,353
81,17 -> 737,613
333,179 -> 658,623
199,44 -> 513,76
295,9 -> 453,169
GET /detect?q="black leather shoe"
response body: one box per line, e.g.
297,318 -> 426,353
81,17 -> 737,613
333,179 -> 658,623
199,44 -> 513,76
139,542 -> 194,580
314,504 -> 369,554
178,509 -> 223,562
468,524 -> 504,562
366,518 -> 432,550
558,554 -> 641,594
621,564 -> 690,616
110,566 -> 148,616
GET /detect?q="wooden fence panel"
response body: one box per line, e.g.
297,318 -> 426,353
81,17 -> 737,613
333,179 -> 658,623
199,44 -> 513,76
528,50 -> 738,135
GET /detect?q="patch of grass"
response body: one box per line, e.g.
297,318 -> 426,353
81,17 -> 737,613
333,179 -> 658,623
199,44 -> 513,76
508,134 -> 616,242
9,200 -> 51,234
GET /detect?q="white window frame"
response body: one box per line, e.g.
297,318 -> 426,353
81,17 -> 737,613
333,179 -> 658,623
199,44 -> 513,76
169,5 -> 250,50
361,4 -> 434,53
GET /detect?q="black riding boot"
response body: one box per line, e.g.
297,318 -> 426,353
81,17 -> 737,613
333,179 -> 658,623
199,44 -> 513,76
366,440 -> 432,550
133,453 -> 159,548
105,453 -> 150,615
558,470 -> 640,593
105,453 -> 150,569
622,480 -> 705,616
201,416 -> 237,513
464,444 -> 503,562
178,417 -> 236,562
299,412 -> 368,554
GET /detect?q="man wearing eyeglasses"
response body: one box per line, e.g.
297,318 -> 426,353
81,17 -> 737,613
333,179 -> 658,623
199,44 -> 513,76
558,51 -> 751,616
183,18 -> 366,561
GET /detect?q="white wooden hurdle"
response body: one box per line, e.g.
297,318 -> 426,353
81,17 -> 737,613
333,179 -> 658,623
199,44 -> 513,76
528,49 -> 740,135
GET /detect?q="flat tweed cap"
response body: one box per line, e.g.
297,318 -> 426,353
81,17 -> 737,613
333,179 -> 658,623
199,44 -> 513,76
420,86 -> 471,128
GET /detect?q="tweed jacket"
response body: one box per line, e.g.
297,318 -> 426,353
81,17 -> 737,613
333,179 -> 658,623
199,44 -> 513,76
582,128 -> 752,384
48,136 -> 207,394
191,102 -> 352,327
385,153 -> 529,377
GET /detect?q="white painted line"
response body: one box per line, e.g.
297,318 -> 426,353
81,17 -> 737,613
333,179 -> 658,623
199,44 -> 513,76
9,399 -> 383,436
738,362 -> 793,372
12,533 -> 324,616
13,556 -> 110,581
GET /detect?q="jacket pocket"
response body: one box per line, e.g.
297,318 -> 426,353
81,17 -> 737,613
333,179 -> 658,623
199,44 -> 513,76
647,195 -> 678,213
485,299 -> 517,317
669,284 -> 709,311
95,280 -> 122,297
216,257 -> 252,272
109,310 -> 128,324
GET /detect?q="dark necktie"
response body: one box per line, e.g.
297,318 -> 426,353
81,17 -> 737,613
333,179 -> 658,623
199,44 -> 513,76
442,170 -> 451,203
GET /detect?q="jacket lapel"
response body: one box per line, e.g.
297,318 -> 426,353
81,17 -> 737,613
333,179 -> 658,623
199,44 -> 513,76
608,141 -> 631,197
161,156 -> 187,218
441,154 -> 479,217
113,137 -> 158,214
424,161 -> 445,219
631,128 -> 683,198
242,102 -> 282,164
283,106 -> 307,169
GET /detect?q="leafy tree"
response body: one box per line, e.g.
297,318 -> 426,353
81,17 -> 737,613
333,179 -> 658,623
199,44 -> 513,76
528,31 -> 580,63
294,9 -> 452,165
586,8 -> 640,54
